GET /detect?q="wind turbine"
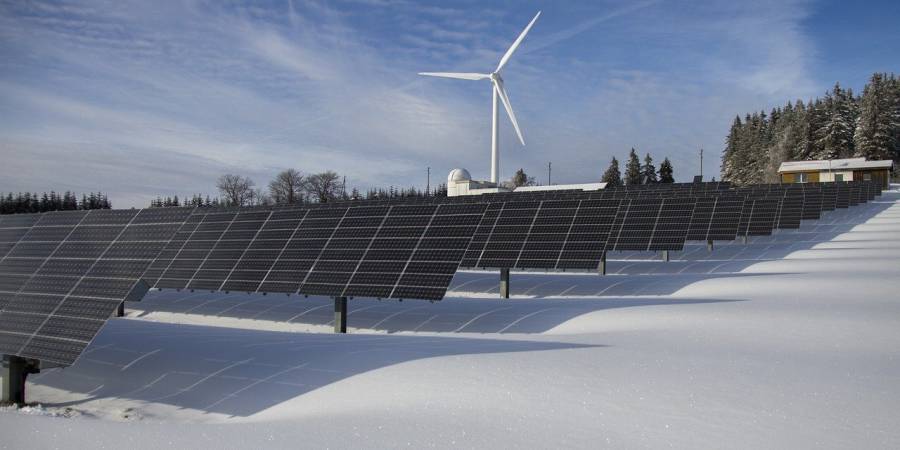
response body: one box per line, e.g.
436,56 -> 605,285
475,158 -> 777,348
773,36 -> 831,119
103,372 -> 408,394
419,11 -> 541,184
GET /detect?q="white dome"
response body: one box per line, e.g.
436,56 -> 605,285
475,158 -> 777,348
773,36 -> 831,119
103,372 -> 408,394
448,168 -> 472,183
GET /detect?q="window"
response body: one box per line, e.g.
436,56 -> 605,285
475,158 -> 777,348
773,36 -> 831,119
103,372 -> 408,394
863,173 -> 872,181
834,173 -> 843,182
798,173 -> 808,183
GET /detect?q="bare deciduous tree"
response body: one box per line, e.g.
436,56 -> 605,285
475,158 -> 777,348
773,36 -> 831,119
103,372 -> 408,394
305,170 -> 341,203
268,169 -> 305,204
216,174 -> 255,206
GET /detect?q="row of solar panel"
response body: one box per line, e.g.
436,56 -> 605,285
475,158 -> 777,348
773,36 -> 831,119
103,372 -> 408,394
0,180 -> 879,365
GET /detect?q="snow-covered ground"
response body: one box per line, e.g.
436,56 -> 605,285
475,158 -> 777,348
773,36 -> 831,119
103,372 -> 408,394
3,187 -> 900,449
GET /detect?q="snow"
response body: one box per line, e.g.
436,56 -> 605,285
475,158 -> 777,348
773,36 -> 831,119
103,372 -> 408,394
3,187 -> 900,448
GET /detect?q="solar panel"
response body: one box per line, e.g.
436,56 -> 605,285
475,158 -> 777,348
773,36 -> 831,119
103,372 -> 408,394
298,203 -> 486,300
467,200 -> 541,269
459,199 -> 622,271
820,184 -> 837,211
856,182 -> 868,204
608,197 -> 696,252
743,198 -> 781,236
685,197 -> 719,242
835,183 -> 850,208
648,197 -> 696,251
687,196 -> 745,242
847,183 -> 860,207
776,192 -> 803,229
0,207 -> 193,366
555,199 -> 621,270
801,190 -> 823,220
608,198 -> 661,251
459,202 -> 503,268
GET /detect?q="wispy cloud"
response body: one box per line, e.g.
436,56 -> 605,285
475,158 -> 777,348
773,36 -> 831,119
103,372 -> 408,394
0,0 -> 843,207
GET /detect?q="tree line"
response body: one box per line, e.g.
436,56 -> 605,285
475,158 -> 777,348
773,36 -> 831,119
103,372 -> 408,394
600,149 -> 675,186
151,169 -> 450,208
0,191 -> 111,215
721,72 -> 900,185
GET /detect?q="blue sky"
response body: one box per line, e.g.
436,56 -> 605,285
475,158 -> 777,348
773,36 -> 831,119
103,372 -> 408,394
1,0 -> 898,207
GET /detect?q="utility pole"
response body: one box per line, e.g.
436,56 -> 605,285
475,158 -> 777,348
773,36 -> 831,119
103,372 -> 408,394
426,167 -> 430,196
699,148 -> 703,181
548,161 -> 552,185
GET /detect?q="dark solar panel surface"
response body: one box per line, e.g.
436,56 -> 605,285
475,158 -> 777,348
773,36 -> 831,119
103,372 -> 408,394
738,198 -> 781,237
801,191 -> 823,220
608,198 -> 696,251
150,203 -> 486,301
461,199 -> 621,271
687,196 -> 745,242
777,193 -> 804,229
299,203 -> 486,300
0,207 -> 193,365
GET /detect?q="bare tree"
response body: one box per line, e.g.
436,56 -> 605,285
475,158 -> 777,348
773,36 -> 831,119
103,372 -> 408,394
216,174 -> 255,206
247,188 -> 272,206
268,169 -> 305,204
305,170 -> 341,203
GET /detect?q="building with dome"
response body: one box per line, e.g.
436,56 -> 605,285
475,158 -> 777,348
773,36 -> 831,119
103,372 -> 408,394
446,168 -> 508,197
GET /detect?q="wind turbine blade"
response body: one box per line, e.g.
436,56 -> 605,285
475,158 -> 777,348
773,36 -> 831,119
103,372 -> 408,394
495,11 -> 541,72
495,80 -> 525,146
418,72 -> 491,80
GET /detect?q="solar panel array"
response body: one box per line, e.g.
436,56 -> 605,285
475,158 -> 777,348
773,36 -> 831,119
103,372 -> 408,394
0,179 -> 882,367
145,203 -> 486,301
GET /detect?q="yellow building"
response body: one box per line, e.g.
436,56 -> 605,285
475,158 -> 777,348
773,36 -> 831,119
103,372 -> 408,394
778,158 -> 893,189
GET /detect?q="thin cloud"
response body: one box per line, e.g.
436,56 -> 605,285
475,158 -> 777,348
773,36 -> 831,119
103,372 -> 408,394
0,0 -> 840,208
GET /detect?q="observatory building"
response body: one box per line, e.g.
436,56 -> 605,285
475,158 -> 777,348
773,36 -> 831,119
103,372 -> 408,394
446,168 -> 605,197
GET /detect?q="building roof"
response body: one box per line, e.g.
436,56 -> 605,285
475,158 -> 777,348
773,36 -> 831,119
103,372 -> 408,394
778,158 -> 894,173
513,182 -> 606,192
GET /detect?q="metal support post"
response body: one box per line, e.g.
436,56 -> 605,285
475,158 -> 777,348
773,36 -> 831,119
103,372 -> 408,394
661,250 -> 670,262
598,252 -> 607,275
499,268 -> 510,299
116,301 -> 125,317
2,355 -> 40,405
334,297 -> 348,333
741,235 -> 748,244
707,240 -> 714,252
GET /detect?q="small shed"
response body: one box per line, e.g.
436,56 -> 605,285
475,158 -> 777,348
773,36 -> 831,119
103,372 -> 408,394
777,158 -> 893,189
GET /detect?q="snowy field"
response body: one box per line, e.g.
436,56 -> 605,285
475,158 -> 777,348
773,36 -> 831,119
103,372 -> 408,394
3,187 -> 900,448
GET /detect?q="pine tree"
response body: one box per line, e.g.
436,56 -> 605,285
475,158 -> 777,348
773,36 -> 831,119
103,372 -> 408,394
624,148 -> 642,185
854,73 -> 895,160
601,157 -> 622,186
721,116 -> 743,183
641,153 -> 657,184
816,83 -> 857,159
658,158 -> 674,183
512,168 -> 533,187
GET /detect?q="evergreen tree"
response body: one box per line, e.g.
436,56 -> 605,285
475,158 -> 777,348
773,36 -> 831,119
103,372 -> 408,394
624,148 -> 642,185
641,153 -> 657,184
658,158 -> 674,183
815,83 -> 857,159
721,116 -> 743,183
600,157 -> 622,186
511,168 -> 535,187
854,73 -> 896,160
